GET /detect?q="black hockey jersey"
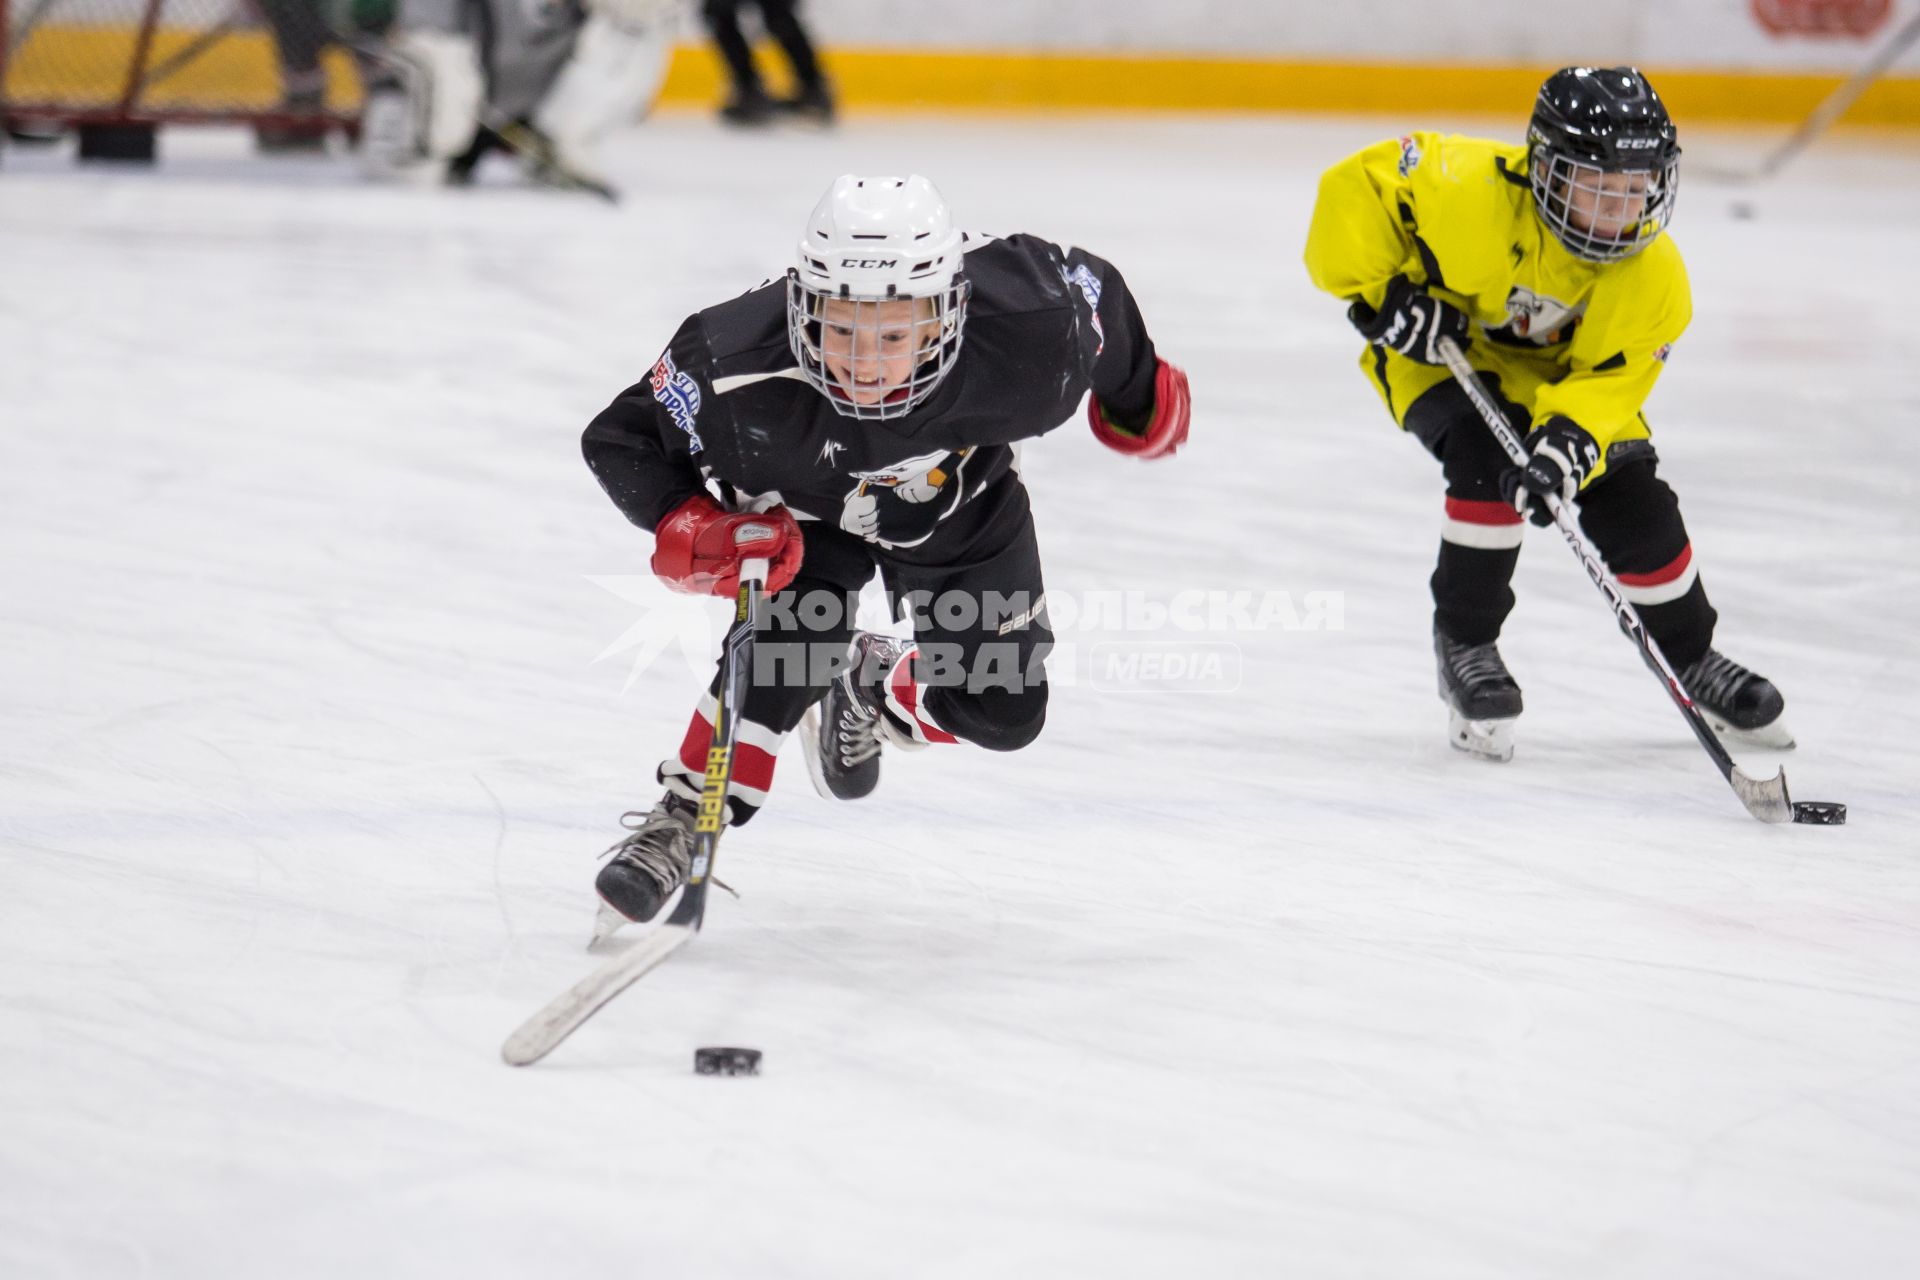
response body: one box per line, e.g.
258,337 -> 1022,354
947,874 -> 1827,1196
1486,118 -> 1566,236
582,233 -> 1160,566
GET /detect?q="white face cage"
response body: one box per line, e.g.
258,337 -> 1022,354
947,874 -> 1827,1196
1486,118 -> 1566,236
1529,149 -> 1679,263
785,274 -> 970,421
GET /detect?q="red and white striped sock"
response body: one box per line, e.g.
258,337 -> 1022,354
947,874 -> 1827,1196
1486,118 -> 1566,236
1616,543 -> 1698,605
658,691 -> 784,823
878,645 -> 957,748
1441,496 -> 1526,550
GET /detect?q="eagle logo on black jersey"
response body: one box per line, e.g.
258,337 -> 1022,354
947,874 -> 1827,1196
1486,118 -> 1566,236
838,448 -> 973,548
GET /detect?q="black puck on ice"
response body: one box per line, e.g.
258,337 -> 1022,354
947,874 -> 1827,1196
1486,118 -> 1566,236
1791,801 -> 1847,825
695,1046 -> 762,1076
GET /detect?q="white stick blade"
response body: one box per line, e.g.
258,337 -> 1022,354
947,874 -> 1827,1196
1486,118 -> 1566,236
1731,765 -> 1794,825
501,925 -> 694,1066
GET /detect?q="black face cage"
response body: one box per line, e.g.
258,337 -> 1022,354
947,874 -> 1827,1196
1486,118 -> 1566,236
1528,137 -> 1680,263
785,272 -> 971,421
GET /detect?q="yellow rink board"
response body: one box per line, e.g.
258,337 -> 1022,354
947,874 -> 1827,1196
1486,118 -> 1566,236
5,31 -> 1916,127
658,44 -> 1920,125
2,29 -> 362,110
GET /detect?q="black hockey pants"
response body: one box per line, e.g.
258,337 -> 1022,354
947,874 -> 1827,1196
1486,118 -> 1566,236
659,503 -> 1052,824
1403,378 -> 1717,668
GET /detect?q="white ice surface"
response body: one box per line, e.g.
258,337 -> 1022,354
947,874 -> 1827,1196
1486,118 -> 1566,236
3,115 -> 1918,1279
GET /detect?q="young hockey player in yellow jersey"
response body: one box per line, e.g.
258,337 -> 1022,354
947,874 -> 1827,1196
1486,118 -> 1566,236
1304,65 -> 1792,762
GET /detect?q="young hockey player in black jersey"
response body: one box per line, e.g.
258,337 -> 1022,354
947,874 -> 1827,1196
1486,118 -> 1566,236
1305,66 -> 1790,762
582,174 -> 1189,934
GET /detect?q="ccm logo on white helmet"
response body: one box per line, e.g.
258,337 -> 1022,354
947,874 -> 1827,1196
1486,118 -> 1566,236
840,257 -> 899,269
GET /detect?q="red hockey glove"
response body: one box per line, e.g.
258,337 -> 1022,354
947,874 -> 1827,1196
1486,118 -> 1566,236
1088,357 -> 1190,460
651,495 -> 803,597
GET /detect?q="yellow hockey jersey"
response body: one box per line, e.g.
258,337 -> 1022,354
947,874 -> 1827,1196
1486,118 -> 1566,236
1303,132 -> 1690,482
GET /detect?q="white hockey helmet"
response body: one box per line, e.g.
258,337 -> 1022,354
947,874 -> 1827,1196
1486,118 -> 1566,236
786,174 -> 970,420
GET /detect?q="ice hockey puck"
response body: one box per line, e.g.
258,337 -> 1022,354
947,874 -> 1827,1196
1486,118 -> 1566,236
694,1046 -> 761,1076
1791,801 -> 1847,825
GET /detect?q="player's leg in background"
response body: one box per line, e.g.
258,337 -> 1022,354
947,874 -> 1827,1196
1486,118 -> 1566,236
656,523 -> 877,825
1573,449 -> 1717,671
702,0 -> 775,123
884,502 -> 1053,753
1403,380 -> 1528,647
533,0 -> 680,159
753,0 -> 834,121
445,0 -> 583,182
254,0 -> 338,151
354,0 -> 493,182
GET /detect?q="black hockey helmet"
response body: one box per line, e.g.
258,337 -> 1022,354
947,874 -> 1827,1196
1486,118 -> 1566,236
1527,66 -> 1681,262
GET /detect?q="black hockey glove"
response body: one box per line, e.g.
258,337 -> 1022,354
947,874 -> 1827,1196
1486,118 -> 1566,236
1347,275 -> 1472,365
1499,417 -> 1601,526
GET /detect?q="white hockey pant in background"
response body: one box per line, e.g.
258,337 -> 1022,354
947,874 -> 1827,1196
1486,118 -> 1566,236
358,30 -> 485,178
534,11 -> 676,156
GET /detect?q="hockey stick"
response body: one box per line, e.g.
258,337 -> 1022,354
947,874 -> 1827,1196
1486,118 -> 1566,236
481,114 -> 619,203
1696,11 -> 1920,185
501,555 -> 770,1066
1435,337 -> 1844,825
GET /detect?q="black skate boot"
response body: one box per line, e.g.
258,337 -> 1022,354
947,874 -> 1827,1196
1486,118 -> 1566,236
444,123 -> 505,185
719,85 -> 777,126
1435,625 -> 1524,762
776,82 -> 836,126
591,796 -> 695,943
803,632 -> 915,801
1679,649 -> 1792,749
254,79 -> 330,154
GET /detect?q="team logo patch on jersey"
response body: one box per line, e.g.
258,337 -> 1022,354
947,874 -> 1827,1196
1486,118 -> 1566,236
1061,263 -> 1106,356
1502,286 -> 1582,346
1397,136 -> 1423,177
1654,342 -> 1673,363
649,351 -> 704,451
851,448 -> 952,499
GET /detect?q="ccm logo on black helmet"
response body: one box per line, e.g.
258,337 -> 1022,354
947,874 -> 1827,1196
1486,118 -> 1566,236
839,257 -> 899,269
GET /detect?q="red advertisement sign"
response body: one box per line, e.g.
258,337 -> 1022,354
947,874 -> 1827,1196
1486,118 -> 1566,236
1751,0 -> 1894,36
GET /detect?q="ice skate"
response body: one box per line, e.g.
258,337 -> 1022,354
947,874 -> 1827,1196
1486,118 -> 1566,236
718,86 -> 776,126
253,78 -> 329,154
776,83 -> 836,127
1679,649 -> 1792,750
1435,626 -> 1524,763
590,796 -> 695,944
802,631 -> 915,801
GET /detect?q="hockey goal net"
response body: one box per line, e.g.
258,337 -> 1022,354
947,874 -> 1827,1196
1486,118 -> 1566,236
1,0 -> 361,133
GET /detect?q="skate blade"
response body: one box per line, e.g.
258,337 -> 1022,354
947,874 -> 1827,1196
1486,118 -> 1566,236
1447,710 -> 1516,763
1703,712 -> 1795,752
588,902 -> 631,950
798,705 -> 838,800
